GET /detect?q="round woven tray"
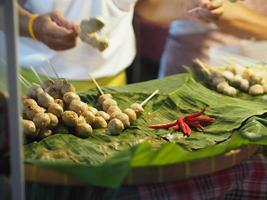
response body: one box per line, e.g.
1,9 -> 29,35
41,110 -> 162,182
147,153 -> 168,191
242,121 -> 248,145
25,144 -> 258,186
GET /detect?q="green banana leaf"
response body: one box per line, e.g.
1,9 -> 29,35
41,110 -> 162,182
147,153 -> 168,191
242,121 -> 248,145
24,73 -> 267,187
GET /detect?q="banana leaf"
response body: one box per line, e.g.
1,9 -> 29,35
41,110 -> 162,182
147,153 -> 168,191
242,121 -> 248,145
24,74 -> 267,187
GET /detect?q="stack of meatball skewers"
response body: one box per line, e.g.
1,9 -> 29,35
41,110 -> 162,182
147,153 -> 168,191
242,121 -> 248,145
20,65 -> 159,142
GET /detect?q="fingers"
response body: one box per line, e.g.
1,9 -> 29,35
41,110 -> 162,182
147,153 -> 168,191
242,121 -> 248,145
50,11 -> 75,30
33,13 -> 78,51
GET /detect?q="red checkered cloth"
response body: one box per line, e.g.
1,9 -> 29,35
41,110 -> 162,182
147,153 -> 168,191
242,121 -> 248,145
134,154 -> 267,200
25,154 -> 267,200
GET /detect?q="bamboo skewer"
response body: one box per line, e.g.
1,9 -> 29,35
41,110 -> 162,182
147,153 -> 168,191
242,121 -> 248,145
18,76 -> 30,88
47,60 -> 60,79
40,67 -> 52,80
141,89 -> 159,107
30,65 -> 43,84
19,74 -> 32,87
89,74 -> 104,95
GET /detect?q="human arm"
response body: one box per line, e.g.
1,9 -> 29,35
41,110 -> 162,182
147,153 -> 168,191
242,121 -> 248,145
17,2 -> 78,50
215,1 -> 267,40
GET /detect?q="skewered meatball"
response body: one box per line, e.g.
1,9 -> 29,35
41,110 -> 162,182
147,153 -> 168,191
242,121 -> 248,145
48,103 -> 63,117
63,92 -> 80,105
23,98 -> 38,107
110,110 -> 122,119
77,115 -> 87,125
24,104 -> 45,120
33,113 -> 51,128
130,103 -> 144,117
41,79 -> 54,90
22,119 -> 37,138
62,111 -> 79,127
45,86 -> 62,99
106,105 -> 121,115
242,68 -> 253,80
81,110 -> 95,124
53,125 -> 69,134
54,99 -> 65,109
92,116 -> 107,129
28,86 -> 44,99
249,84 -> 264,95
53,78 -> 67,90
75,123 -> 93,138
98,93 -> 113,104
61,82 -> 76,94
250,74 -> 263,85
123,108 -> 136,124
222,71 -> 234,82
37,92 -> 54,108
69,99 -> 87,115
217,82 -> 237,96
240,79 -> 250,91
47,113 -> 59,128
212,76 -> 225,86
96,111 -> 110,121
102,99 -> 117,111
38,128 -> 52,140
111,112 -> 130,127
108,119 -> 124,136
87,106 -> 98,115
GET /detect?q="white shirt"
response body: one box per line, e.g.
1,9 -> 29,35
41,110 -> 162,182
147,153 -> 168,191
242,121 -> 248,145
19,0 -> 137,80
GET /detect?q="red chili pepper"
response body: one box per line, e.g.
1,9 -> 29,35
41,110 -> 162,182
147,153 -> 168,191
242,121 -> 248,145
187,117 -> 215,123
186,121 -> 204,131
184,108 -> 206,120
184,122 -> 192,135
178,117 -> 187,134
172,124 -> 180,131
149,119 -> 178,129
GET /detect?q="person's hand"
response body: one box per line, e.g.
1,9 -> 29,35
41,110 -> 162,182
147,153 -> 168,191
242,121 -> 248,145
33,11 -> 79,51
189,0 -> 224,22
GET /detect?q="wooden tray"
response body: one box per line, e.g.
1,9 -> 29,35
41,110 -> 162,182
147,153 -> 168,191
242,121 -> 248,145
25,144 -> 258,186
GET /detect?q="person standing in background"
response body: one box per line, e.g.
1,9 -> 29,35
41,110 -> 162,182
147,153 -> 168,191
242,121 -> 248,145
17,0 -> 222,91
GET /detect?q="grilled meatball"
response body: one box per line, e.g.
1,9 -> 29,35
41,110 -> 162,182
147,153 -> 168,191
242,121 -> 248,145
96,111 -> 110,121
75,123 -> 93,138
33,113 -> 51,128
22,119 -> 37,138
47,113 -> 59,128
62,111 -> 79,127
249,84 -> 264,95
102,99 -> 117,111
53,78 -> 67,90
106,105 -> 121,115
28,86 -> 44,99
92,116 -> 107,129
41,79 -> 55,90
37,92 -> 54,108
130,103 -> 144,117
123,108 -> 137,124
81,110 -> 95,124
23,98 -> 38,107
98,93 -> 113,104
111,112 -> 130,127
54,99 -> 65,109
24,104 -> 45,120
61,82 -> 76,94
69,100 -> 87,115
63,92 -> 80,105
48,103 -> 63,117
87,106 -> 98,115
108,119 -> 124,136
77,115 -> 87,125
45,86 -> 62,99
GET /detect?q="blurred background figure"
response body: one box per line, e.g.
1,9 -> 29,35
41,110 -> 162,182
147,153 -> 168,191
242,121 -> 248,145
133,0 -> 267,80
